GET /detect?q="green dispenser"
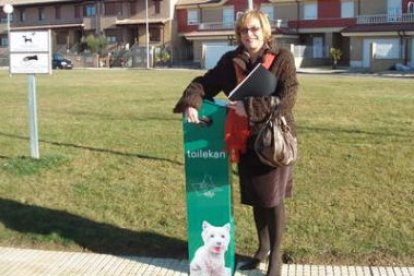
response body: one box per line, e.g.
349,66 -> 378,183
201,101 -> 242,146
182,100 -> 235,276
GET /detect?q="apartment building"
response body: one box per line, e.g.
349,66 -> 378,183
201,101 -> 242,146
175,0 -> 301,68
0,0 -> 178,55
342,0 -> 414,71
2,0 -> 413,70
176,0 -> 414,71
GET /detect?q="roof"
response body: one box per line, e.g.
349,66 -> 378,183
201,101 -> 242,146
176,0 -> 228,8
11,22 -> 83,30
0,0 -> 76,6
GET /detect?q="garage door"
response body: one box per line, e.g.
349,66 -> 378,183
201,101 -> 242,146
203,42 -> 236,69
411,38 -> 414,68
363,38 -> 400,68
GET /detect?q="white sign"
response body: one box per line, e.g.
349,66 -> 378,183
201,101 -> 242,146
9,30 -> 51,74
10,31 -> 50,52
10,53 -> 50,74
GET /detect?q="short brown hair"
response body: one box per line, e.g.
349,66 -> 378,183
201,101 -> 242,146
235,10 -> 273,46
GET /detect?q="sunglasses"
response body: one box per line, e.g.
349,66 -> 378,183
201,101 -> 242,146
240,26 -> 261,35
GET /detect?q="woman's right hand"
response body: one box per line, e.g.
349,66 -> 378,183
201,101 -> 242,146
185,107 -> 200,124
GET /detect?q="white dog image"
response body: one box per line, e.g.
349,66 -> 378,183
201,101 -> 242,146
190,221 -> 231,276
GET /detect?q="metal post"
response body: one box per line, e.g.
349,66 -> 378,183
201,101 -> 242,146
6,13 -> 11,76
3,3 -> 13,76
248,0 -> 253,10
145,0 -> 150,69
27,74 -> 40,159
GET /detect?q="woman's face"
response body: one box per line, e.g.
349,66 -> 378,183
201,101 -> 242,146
240,16 -> 265,54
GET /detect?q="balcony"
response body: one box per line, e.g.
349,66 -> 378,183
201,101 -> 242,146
357,13 -> 414,24
198,22 -> 234,30
197,19 -> 287,31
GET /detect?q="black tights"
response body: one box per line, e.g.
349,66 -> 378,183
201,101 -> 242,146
252,202 -> 285,276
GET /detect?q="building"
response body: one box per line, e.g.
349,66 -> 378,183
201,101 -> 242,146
2,0 -> 414,70
342,0 -> 414,71
0,0 -> 178,66
175,0 -> 414,71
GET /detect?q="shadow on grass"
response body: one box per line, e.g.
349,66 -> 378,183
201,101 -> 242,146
0,198 -> 187,259
0,131 -> 183,166
297,125 -> 412,138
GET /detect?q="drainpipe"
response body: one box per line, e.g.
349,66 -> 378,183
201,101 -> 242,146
295,0 -> 300,33
398,30 -> 408,65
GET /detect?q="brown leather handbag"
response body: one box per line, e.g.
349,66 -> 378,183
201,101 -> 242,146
254,106 -> 297,167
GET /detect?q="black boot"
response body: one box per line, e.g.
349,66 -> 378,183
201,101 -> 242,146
266,202 -> 285,276
239,206 -> 270,270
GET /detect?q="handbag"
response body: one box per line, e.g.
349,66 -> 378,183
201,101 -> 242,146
254,107 -> 297,167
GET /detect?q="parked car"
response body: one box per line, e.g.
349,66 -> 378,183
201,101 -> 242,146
52,53 -> 73,69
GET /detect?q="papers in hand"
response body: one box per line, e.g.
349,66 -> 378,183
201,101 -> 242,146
228,63 -> 278,101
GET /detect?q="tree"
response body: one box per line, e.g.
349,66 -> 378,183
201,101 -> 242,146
330,48 -> 343,69
154,47 -> 171,67
84,34 -> 108,56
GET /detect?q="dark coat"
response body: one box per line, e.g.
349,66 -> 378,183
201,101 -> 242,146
173,46 -> 299,207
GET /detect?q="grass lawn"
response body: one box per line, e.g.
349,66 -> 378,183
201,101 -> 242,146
0,69 -> 413,265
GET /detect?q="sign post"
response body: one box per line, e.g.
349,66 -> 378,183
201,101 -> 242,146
9,30 -> 52,159
183,100 -> 235,276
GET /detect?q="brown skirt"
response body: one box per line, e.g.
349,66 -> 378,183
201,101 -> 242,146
238,147 -> 294,208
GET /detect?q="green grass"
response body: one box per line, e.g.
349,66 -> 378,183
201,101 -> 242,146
0,69 -> 413,265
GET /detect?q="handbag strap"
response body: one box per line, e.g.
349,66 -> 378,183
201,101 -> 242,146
233,52 -> 276,84
233,53 -> 277,124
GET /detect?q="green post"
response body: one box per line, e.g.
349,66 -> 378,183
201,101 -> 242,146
183,100 -> 235,276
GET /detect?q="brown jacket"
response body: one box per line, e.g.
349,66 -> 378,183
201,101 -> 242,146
173,46 -> 298,136
173,46 -> 299,207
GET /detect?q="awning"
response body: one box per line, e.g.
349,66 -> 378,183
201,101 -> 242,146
11,23 -> 84,31
116,18 -> 169,25
342,23 -> 414,36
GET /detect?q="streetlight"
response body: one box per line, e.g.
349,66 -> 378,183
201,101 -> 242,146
145,0 -> 150,69
3,3 -> 13,75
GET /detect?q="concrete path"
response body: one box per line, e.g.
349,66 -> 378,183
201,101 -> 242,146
0,247 -> 413,276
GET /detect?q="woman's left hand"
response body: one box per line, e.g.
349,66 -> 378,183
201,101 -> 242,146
228,101 -> 247,117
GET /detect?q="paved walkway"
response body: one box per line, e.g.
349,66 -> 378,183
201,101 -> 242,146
0,247 -> 413,276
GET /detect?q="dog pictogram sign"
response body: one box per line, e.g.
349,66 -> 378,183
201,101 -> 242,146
9,31 -> 51,74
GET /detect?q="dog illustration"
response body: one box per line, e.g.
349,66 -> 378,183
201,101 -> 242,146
22,35 -> 32,43
190,221 -> 231,276
23,55 -> 38,61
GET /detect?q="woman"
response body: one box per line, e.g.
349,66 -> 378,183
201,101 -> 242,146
173,10 -> 298,276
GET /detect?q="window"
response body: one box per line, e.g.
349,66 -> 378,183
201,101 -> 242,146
372,39 -> 400,59
408,1 -> 414,13
0,12 -> 7,23
149,26 -> 161,42
106,36 -> 117,43
105,2 -> 118,16
55,6 -> 61,20
341,0 -> 354,18
20,9 -> 26,22
387,0 -> 402,21
56,33 -> 67,44
303,2 -> 317,20
260,4 -> 274,21
1,35 -> 8,47
74,5 -> 81,18
84,4 -> 96,17
130,2 -> 137,15
154,0 -> 161,14
187,10 -> 199,25
223,6 -> 234,28
38,8 -> 46,21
